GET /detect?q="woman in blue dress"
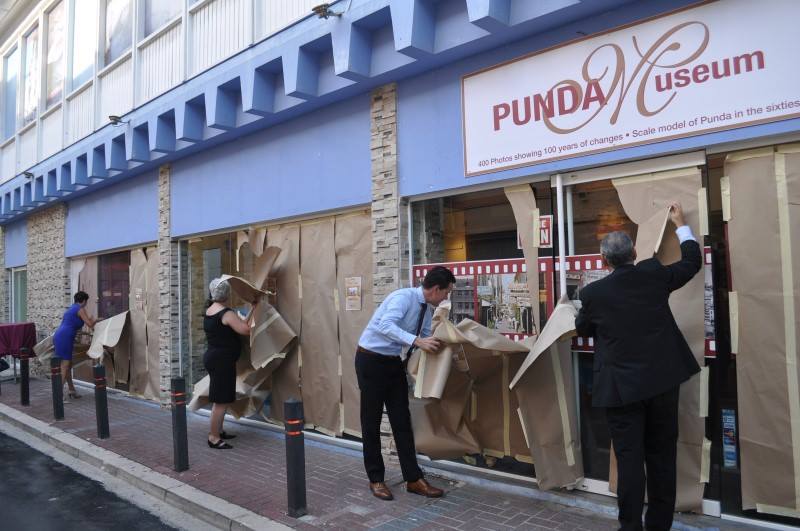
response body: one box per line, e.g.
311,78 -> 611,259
53,291 -> 96,399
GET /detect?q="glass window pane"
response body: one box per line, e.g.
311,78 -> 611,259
143,0 -> 181,37
104,0 -> 131,65
4,47 -> 19,139
72,0 -> 98,87
12,269 -> 27,322
22,28 -> 39,125
46,1 -> 65,107
98,251 -> 130,318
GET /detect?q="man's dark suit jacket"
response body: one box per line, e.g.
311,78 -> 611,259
575,240 -> 703,408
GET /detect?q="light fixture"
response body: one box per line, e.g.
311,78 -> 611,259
22,171 -> 34,179
311,3 -> 341,19
108,115 -> 128,126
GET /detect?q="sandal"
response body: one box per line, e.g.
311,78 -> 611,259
220,431 -> 236,440
207,438 -> 233,449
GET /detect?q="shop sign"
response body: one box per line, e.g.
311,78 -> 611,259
517,215 -> 553,249
462,0 -> 800,176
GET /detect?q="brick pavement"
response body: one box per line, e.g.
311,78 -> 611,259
0,378 -> 620,530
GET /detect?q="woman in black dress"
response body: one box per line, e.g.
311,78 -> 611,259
205,278 -> 253,449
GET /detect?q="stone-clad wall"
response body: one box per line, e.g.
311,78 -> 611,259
0,227 -> 8,324
158,165 -> 184,406
27,204 -> 70,374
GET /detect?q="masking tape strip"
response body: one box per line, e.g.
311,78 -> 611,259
756,504 -> 800,519
516,407 -> 530,449
720,176 -> 731,222
252,312 -> 281,338
339,402 -> 345,434
333,287 -> 340,312
515,454 -> 534,464
729,291 -> 739,354
504,184 -> 533,193
483,449 -> 505,458
612,166 -> 701,186
297,345 -> 303,369
343,428 -> 363,438
471,391 -> 478,422
777,143 -> 800,154
413,352 -> 426,398
297,275 -> 303,299
503,355 -> 511,456
700,437 -> 712,483
699,366 -> 709,418
698,187 -> 709,236
550,345 -> 575,467
775,152 -> 800,511
337,353 -> 342,376
532,208 -> 541,248
725,146 -> 774,162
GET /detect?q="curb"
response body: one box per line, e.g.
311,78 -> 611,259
0,403 -> 290,531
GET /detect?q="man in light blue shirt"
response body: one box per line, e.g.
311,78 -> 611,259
356,266 -> 455,501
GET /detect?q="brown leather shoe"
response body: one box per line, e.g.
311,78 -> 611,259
369,482 -> 394,501
406,478 -> 444,498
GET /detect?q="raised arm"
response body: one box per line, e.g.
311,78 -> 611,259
664,203 -> 702,292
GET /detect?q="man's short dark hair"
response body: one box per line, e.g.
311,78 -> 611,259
600,231 -> 635,268
422,266 -> 456,289
74,291 -> 89,304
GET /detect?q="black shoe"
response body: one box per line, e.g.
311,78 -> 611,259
220,431 -> 236,440
208,438 -> 233,449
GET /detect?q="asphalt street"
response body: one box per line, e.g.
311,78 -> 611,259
0,431 -> 176,531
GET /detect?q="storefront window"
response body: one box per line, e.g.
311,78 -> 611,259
11,268 -> 27,322
412,184 -> 553,336
98,251 -> 130,318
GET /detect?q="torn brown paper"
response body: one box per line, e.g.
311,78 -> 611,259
726,147 -> 800,515
299,219 -> 341,435
504,185 -> 540,333
334,211 -> 373,436
511,298 -> 583,490
267,224 -> 302,423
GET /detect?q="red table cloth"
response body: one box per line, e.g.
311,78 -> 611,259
0,322 -> 37,358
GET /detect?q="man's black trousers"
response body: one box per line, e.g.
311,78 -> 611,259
355,349 -> 423,483
606,385 -> 680,531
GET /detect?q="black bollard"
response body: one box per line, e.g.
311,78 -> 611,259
284,398 -> 307,518
171,378 -> 189,472
50,358 -> 64,420
19,348 -> 30,406
93,364 -> 110,439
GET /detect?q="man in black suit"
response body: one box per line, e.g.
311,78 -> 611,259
575,203 -> 702,531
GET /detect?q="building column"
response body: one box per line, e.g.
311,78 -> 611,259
27,204 -> 70,374
158,164 -> 183,407
371,83 -> 410,458
0,227 -> 8,324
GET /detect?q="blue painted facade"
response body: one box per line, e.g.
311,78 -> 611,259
4,0 -> 798,248
171,94 -> 371,237
65,172 -> 158,257
4,220 -> 26,268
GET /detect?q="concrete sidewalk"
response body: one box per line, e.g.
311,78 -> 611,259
0,377 -> 746,530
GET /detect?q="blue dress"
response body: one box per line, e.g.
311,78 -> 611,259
53,304 -> 86,361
